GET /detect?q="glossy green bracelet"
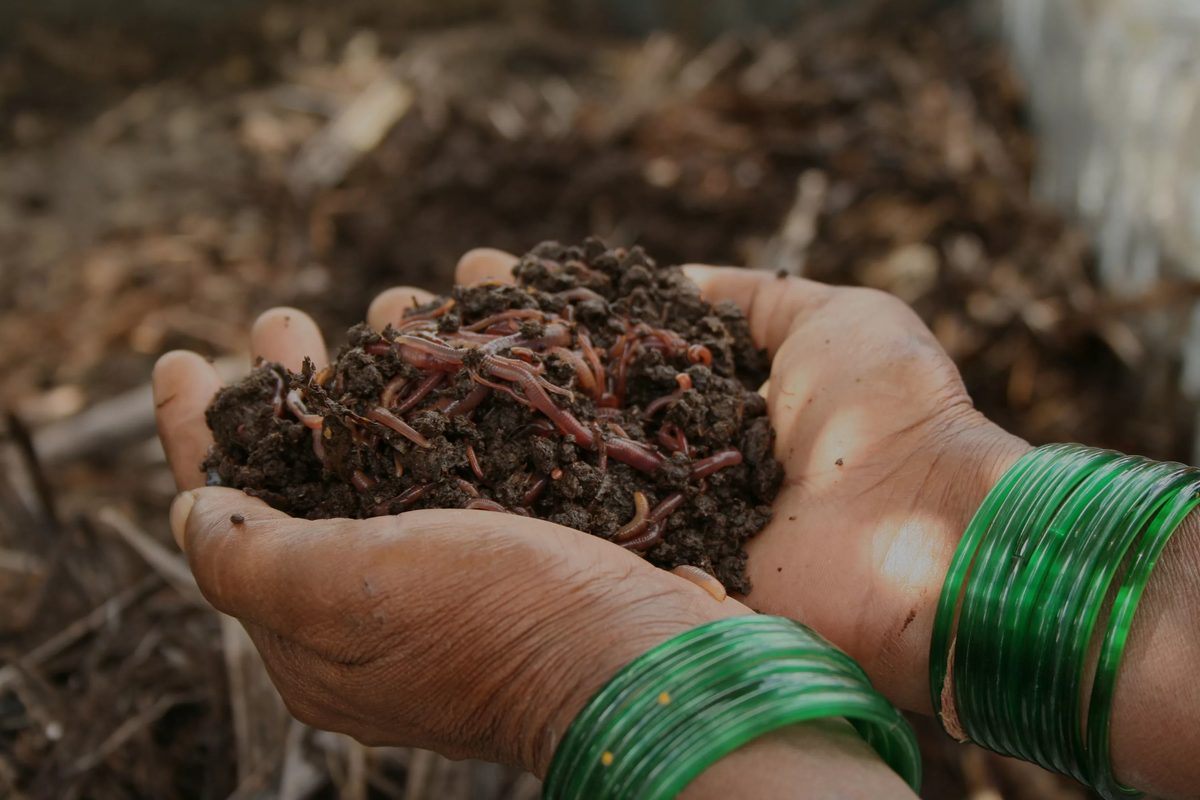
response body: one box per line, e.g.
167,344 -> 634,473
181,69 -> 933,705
544,616 -> 921,800
930,444 -> 1200,800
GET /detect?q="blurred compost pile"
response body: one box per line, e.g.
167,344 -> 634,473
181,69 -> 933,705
1,1 -> 1192,797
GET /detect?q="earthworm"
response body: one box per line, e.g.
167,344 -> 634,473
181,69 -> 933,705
311,427 -> 327,465
395,337 -> 464,371
644,388 -> 684,418
393,451 -> 404,477
615,491 -> 650,541
657,423 -> 691,456
605,436 -> 665,473
445,330 -> 503,346
399,298 -> 456,325
482,355 -> 595,447
446,384 -> 490,417
513,418 -> 558,439
509,346 -> 538,363
594,424 -> 608,476
614,338 -> 639,407
687,344 -> 713,366
548,347 -> 596,395
455,477 -> 480,497
555,287 -> 606,303
351,470 -> 376,492
634,324 -> 688,355
675,373 -> 693,392
286,390 -> 324,430
367,406 -> 432,448
607,422 -> 629,438
551,468 -> 564,480
470,369 -> 533,407
597,392 -> 621,408
621,519 -> 666,551
313,363 -> 336,387
373,482 -> 435,514
462,308 -> 546,332
466,498 -> 510,513
394,372 -> 444,415
594,407 -> 623,419
380,374 -> 411,408
648,491 -> 685,523
577,332 -> 606,398
691,449 -> 743,480
465,443 -> 483,479
672,565 -> 727,601
364,342 -> 392,356
523,475 -> 548,505
272,374 -> 285,417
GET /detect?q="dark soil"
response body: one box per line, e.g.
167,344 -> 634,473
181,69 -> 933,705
204,239 -> 782,593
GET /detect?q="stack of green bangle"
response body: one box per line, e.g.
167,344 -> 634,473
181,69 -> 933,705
544,615 -> 921,800
930,444 -> 1200,800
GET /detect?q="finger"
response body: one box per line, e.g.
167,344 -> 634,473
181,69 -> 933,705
250,307 -> 328,372
366,286 -> 438,331
455,248 -> 518,286
153,351 -> 223,491
681,265 -> 835,357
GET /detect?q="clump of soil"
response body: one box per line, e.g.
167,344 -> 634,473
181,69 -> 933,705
204,239 -> 782,592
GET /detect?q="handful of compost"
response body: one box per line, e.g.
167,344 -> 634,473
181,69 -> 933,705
204,240 -> 782,592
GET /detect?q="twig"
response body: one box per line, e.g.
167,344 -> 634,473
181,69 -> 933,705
0,574 -> 162,694
72,692 -> 201,774
95,507 -> 204,606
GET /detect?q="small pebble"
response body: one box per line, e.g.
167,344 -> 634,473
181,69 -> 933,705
775,269 -> 788,279
230,514 -> 245,525
835,458 -> 844,466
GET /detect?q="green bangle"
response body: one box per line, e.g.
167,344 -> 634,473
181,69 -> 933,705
930,444 -> 1200,800
544,616 -> 921,800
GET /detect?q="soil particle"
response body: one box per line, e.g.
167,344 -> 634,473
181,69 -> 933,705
204,240 -> 782,592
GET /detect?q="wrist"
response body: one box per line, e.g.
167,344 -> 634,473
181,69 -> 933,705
523,582 -> 747,777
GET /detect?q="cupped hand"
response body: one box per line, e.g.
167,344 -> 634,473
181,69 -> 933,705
152,250 -> 745,776
680,266 -> 1030,713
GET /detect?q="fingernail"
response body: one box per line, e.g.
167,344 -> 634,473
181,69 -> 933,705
169,491 -> 197,550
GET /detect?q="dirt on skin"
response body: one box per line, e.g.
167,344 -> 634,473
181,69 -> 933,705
203,239 -> 782,592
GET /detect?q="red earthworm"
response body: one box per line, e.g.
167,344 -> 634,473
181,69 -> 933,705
595,407 -> 623,419
621,518 -> 667,551
313,363 -> 336,388
510,346 -> 539,363
311,427 -> 327,465
577,332 -> 606,397
365,342 -> 391,356
381,374 -> 411,408
509,505 -> 531,516
465,443 -> 483,479
466,498 -> 510,513
548,347 -> 596,395
672,565 -> 726,601
395,372 -> 444,415
634,324 -> 688,355
446,384 -> 490,417
687,344 -> 713,366
657,423 -> 691,456
615,338 -> 639,407
434,396 -> 455,412
607,332 -> 630,361
351,470 -> 376,492
271,374 -> 286,417
470,369 -> 533,407
455,477 -> 479,497
445,330 -> 503,346
466,277 -> 511,288
286,389 -> 324,430
675,373 -> 693,391
482,355 -> 595,447
648,491 -> 685,523
523,475 -> 548,505
691,449 -> 743,480
513,418 -> 558,439
393,451 -> 404,477
400,298 -> 456,324
367,406 -> 432,448
562,305 -> 575,323
607,422 -> 629,438
605,436 -> 664,473
551,468 -> 564,480
644,388 -> 684,418
592,422 -> 608,478
490,354 -> 564,396
395,336 -> 465,370
463,308 -> 546,332
555,287 -> 606,303
614,491 -> 650,541
597,392 -> 621,408
394,319 -> 437,334
372,482 -> 435,515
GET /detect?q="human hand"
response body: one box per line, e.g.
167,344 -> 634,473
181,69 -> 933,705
680,266 -> 1030,714
151,250 -> 748,776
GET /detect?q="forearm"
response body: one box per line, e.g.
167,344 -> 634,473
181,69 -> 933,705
1108,509 -> 1200,798
680,720 -> 916,800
